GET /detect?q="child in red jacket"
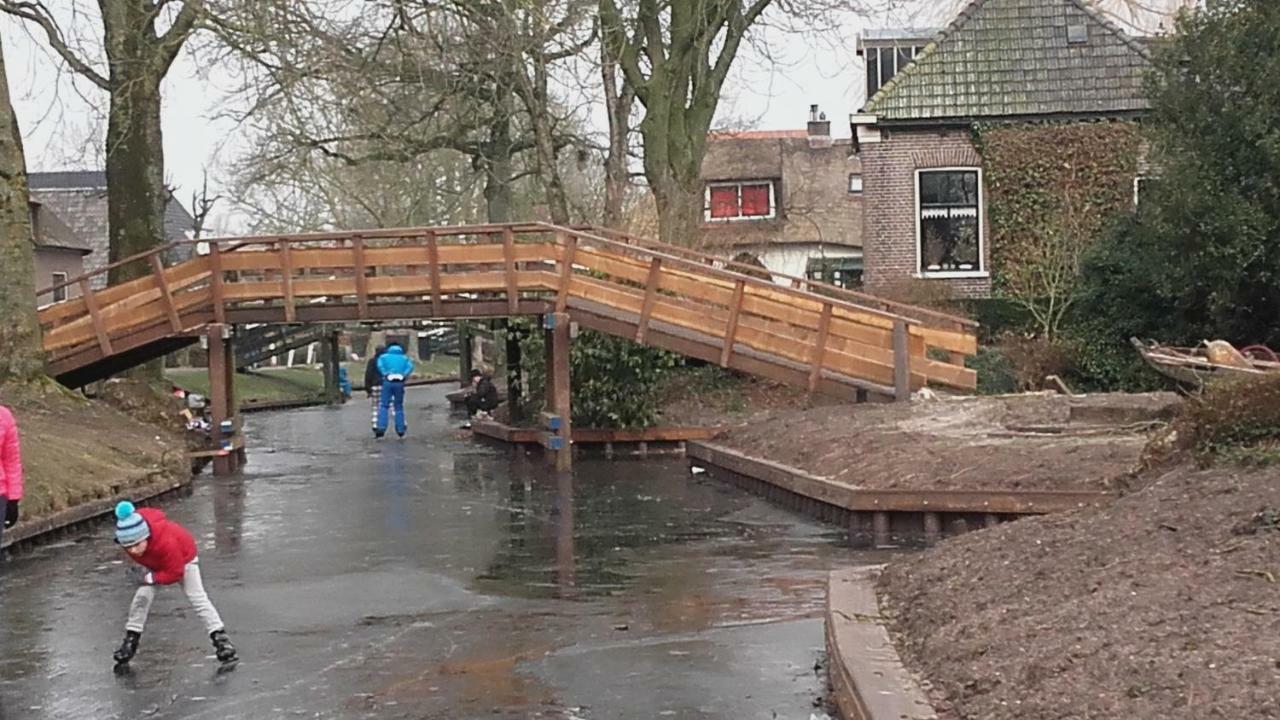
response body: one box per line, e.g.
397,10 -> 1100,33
112,501 -> 237,665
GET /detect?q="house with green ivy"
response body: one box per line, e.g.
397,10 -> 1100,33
851,0 -> 1185,299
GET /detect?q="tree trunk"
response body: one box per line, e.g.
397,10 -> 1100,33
481,110 -> 515,224
105,71 -> 166,284
651,175 -> 703,248
0,37 -> 44,382
601,48 -> 633,229
525,62 -> 570,225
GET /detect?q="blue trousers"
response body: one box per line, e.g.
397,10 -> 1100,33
376,380 -> 407,435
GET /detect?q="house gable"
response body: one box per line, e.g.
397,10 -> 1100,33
865,0 -> 1154,122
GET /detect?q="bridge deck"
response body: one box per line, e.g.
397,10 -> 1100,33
37,223 -> 978,397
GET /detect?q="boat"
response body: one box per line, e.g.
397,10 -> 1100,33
1130,337 -> 1280,387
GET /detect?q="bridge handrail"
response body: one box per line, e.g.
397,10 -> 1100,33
539,223 -> 925,328
570,224 -> 978,332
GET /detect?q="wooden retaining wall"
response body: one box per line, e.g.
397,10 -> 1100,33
687,442 -> 1113,547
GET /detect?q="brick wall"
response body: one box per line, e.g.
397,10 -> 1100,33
861,127 -> 992,298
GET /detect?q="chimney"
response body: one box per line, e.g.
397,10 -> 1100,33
807,104 -> 832,148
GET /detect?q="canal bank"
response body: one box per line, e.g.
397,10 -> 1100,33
0,385 -> 885,719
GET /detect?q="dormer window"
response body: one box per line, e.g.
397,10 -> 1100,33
864,44 -> 927,99
705,180 -> 776,222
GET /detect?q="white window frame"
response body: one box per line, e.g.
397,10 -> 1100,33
914,167 -> 988,279
51,272 -> 68,303
848,173 -> 864,194
1133,175 -> 1157,208
704,180 -> 777,223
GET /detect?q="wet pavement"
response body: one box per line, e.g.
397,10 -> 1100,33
0,386 -> 884,719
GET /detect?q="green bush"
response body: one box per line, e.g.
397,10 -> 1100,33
966,347 -> 1017,395
518,322 -> 683,429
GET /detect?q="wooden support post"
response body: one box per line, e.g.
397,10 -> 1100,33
923,512 -> 942,546
872,511 -> 891,548
208,324 -> 237,476
458,322 -> 473,387
503,227 -> 519,314
808,302 -> 833,392
554,232 -> 577,314
278,239 -> 297,323
79,278 -> 113,356
635,257 -> 663,344
208,241 -> 226,325
150,255 -> 182,333
720,279 -> 746,367
505,320 -> 524,423
544,312 -> 572,472
322,330 -> 341,406
351,235 -> 369,318
893,319 -> 911,401
426,231 -> 443,316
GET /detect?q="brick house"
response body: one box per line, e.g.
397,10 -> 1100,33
851,0 -> 1182,298
699,106 -> 864,288
28,171 -> 197,290
29,198 -> 91,306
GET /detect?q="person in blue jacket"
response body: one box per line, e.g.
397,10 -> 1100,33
375,342 -> 414,438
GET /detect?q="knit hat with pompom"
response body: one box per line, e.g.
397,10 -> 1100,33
114,501 -> 150,547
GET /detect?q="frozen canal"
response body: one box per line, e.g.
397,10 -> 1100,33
0,386 -> 879,719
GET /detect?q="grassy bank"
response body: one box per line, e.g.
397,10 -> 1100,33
0,382 -> 187,522
166,356 -> 460,405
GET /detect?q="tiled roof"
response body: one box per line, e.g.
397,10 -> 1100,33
28,170 -> 107,190
29,171 -> 198,287
865,0 -> 1155,121
708,129 -> 809,141
29,200 -> 93,253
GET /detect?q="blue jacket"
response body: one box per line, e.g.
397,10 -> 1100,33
377,345 -> 414,382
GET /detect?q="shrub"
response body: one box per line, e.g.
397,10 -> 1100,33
519,323 -> 683,429
966,346 -> 1017,395
1157,375 -> 1280,465
995,335 -> 1070,392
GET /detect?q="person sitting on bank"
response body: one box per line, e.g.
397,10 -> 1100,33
364,345 -> 385,434
375,342 -> 414,439
465,368 -> 500,421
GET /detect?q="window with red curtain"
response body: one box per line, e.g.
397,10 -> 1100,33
740,184 -> 771,217
709,186 -> 740,219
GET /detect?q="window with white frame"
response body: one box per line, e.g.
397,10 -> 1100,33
1133,175 -> 1159,208
848,173 -> 864,194
51,272 -> 68,303
917,168 -> 982,275
705,180 -> 776,222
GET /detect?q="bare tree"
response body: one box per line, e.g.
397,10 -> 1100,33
0,36 -> 44,382
0,1 -> 205,288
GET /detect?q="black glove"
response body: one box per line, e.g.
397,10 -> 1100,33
3,499 -> 17,528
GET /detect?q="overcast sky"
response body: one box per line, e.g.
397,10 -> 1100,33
2,0 -> 1186,231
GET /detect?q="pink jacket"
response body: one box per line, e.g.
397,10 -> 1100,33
0,406 -> 23,501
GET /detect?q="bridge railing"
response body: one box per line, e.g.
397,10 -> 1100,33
37,222 -> 977,394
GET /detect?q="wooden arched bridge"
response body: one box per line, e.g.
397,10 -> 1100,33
37,223 -> 977,472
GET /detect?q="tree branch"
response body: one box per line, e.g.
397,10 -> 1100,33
0,1 -> 109,89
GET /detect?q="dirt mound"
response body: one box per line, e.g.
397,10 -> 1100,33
0,381 -> 187,520
714,393 -> 1179,492
879,464 -> 1280,720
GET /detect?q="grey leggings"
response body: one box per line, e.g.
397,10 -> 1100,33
125,559 -> 225,635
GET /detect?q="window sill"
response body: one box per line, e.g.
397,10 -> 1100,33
916,271 -> 990,280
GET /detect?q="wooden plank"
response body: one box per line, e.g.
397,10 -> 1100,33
503,227 -> 519,313
209,242 -> 226,324
635,257 -> 663,343
149,255 -> 183,333
809,303 -> 833,392
720,279 -> 746,367
427,231 -> 442,315
279,239 -> 297,323
352,235 -> 369,318
555,232 -> 578,314
79,278 -> 113,356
